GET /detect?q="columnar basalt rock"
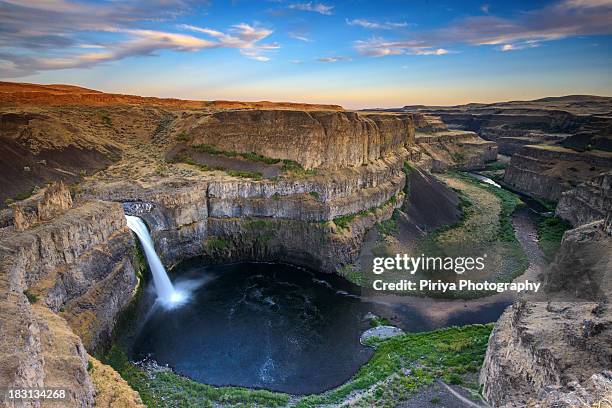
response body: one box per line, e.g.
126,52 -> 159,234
504,145 -> 612,201
556,171 -> 612,227
179,110 -> 415,169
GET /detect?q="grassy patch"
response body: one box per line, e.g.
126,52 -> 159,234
170,154 -> 263,180
537,216 -> 571,262
337,264 -> 363,286
483,161 -> 508,171
176,131 -> 191,142
333,194 -> 400,231
411,172 -> 528,299
98,110 -> 112,126
173,147 -> 315,179
205,236 -> 231,252
369,316 -> 392,327
295,324 -> 493,407
281,159 -> 317,178
402,162 -> 413,199
23,289 -> 38,304
227,169 -> 263,180
377,209 -> 399,236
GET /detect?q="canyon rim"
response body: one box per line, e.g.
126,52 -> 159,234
1,1 -> 611,407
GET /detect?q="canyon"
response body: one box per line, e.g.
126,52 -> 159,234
0,82 -> 610,407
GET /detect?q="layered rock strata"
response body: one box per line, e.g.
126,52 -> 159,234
480,216 -> 612,407
179,110 -> 414,169
0,184 -> 138,407
504,145 -> 612,201
556,171 -> 612,227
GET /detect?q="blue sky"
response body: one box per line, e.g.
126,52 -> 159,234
1,0 -> 611,108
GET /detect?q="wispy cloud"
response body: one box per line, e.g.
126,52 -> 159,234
317,55 -> 351,62
346,19 -> 408,30
0,0 -> 276,77
499,41 -> 540,51
480,4 -> 490,14
179,23 -> 278,60
288,32 -> 311,42
412,48 -> 450,55
354,0 -> 612,57
355,37 -> 448,57
288,2 -> 333,15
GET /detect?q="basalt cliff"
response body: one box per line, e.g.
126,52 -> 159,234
0,82 -> 501,407
1,82 -> 609,408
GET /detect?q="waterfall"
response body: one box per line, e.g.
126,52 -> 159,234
125,215 -> 185,307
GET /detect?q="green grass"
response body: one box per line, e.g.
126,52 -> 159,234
333,194 -> 400,231
337,263 -> 363,286
227,170 -> 264,180
281,159 -> 317,178
369,316 -> 392,327
176,131 -> 191,142
483,161 -> 508,171
534,198 -> 558,212
105,324 -> 492,408
295,324 -> 493,407
377,209 -> 399,236
537,216 -> 571,262
194,144 -> 281,166
23,289 -> 38,304
402,162 -> 413,198
98,110 -> 112,126
205,237 -> 231,252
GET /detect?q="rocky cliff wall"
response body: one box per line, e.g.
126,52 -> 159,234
85,150 -> 408,269
504,145 -> 612,201
179,110 -> 414,169
556,171 -> 612,227
416,131 -> 498,171
0,189 -> 140,407
0,192 -> 138,352
480,218 -> 612,407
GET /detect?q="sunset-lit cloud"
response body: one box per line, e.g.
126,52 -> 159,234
352,0 -> 612,58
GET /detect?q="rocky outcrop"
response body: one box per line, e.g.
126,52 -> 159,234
0,284 -> 96,408
556,171 -> 612,227
0,186 -> 139,352
480,215 -> 612,407
11,181 -> 73,231
480,300 -> 612,407
504,145 -> 612,201
180,110 -> 414,169
89,356 -> 145,408
416,131 -> 497,171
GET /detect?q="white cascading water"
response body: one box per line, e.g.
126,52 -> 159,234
125,215 -> 185,308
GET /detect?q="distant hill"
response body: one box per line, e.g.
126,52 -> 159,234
383,95 -> 612,117
0,81 -> 344,111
